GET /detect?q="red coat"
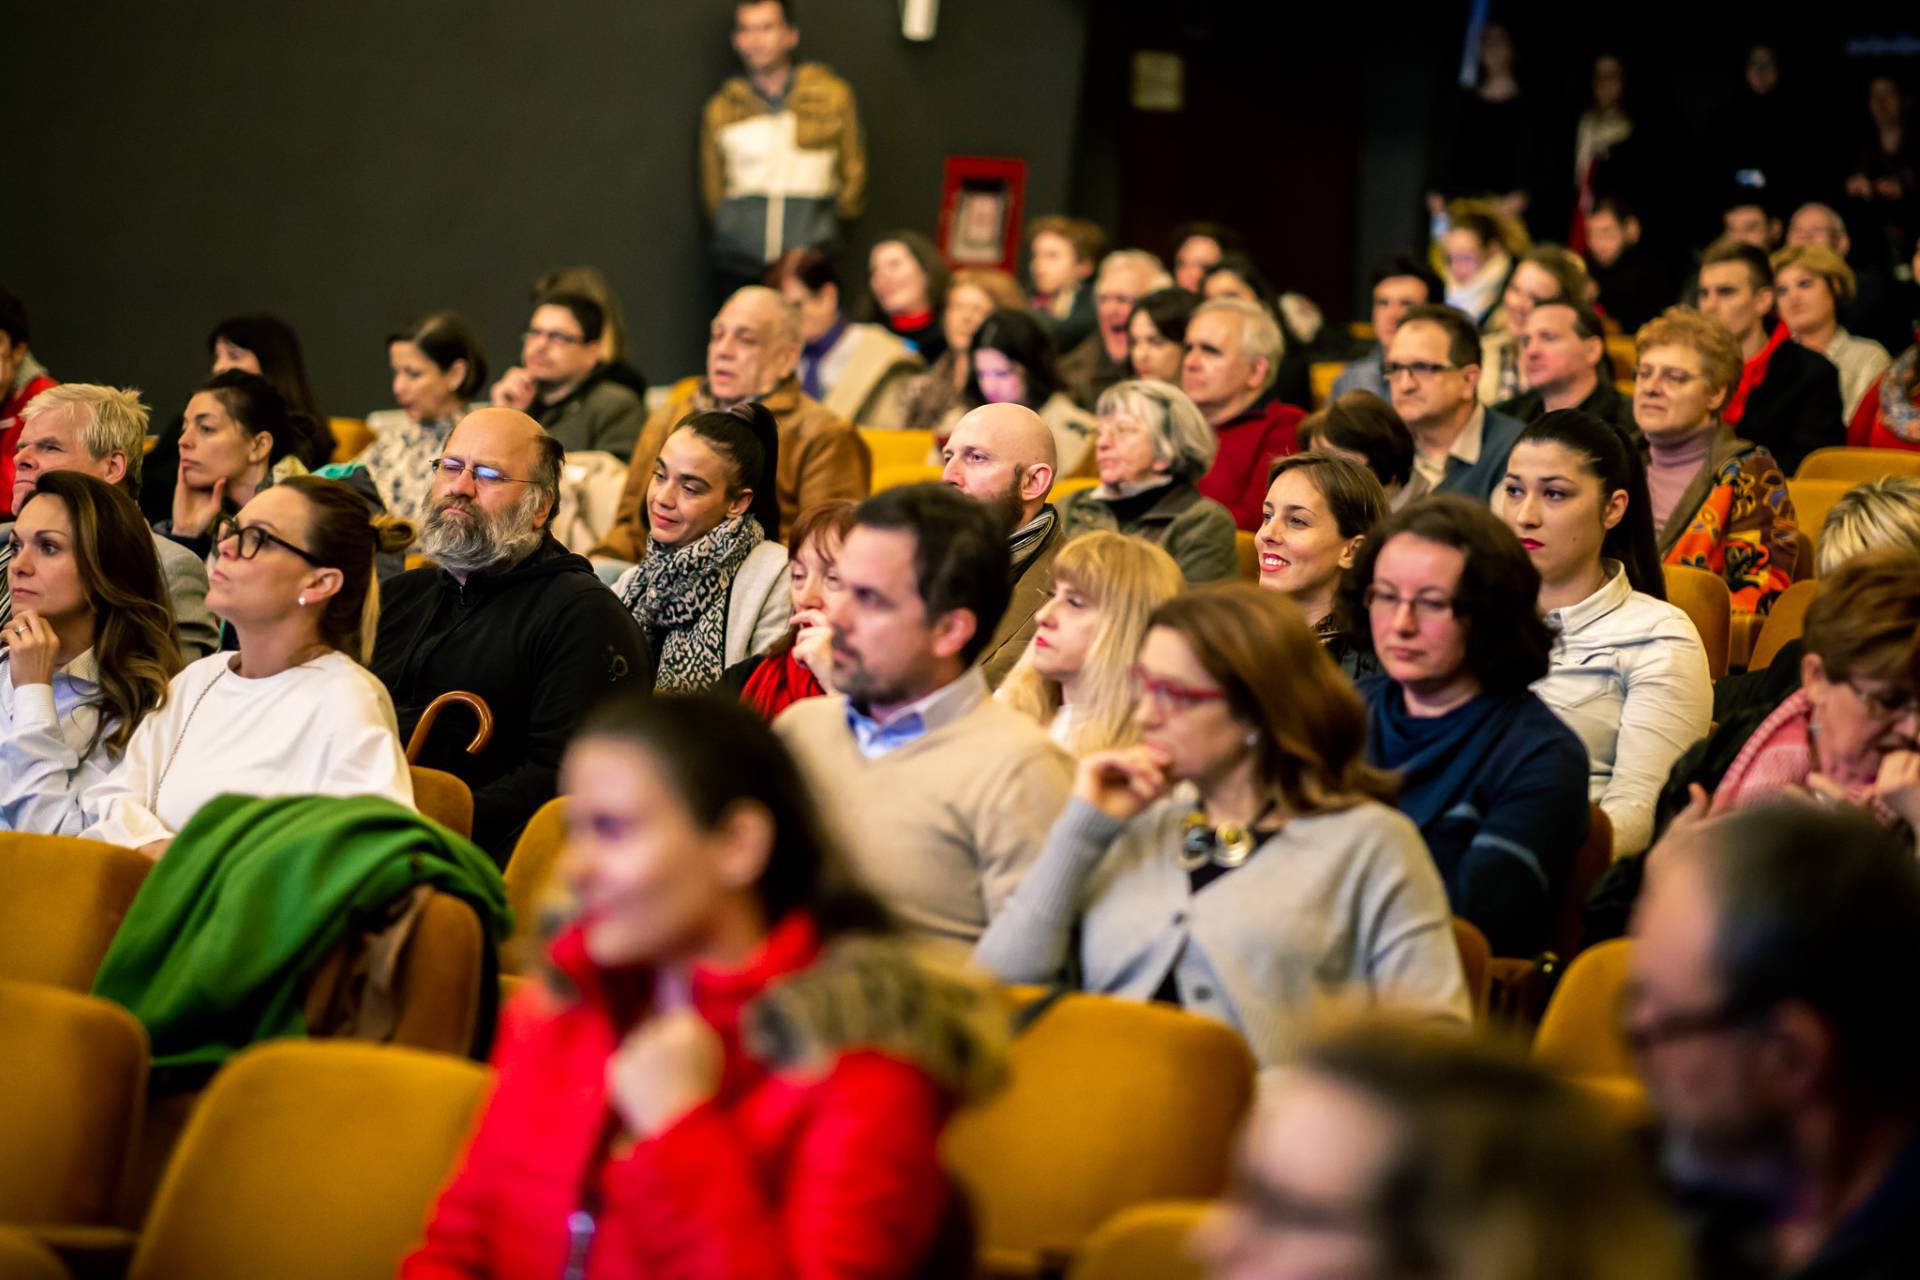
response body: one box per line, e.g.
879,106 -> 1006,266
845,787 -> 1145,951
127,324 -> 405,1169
404,914 -> 955,1279
1195,393 -> 1304,531
0,372 -> 57,517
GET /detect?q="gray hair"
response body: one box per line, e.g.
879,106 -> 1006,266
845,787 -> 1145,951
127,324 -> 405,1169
1818,475 -> 1920,576
724,285 -> 803,349
1096,250 -> 1173,294
1094,379 -> 1216,481
21,383 -> 150,497
1192,297 -> 1283,393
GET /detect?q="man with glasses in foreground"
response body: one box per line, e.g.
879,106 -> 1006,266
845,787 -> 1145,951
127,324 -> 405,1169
1383,303 -> 1526,507
371,407 -> 651,861
1631,801 -> 1920,1278
489,291 -> 645,461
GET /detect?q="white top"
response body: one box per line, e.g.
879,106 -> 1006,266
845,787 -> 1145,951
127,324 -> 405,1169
0,649 -> 118,834
1532,563 -> 1713,856
1823,329 -> 1894,425
72,651 -> 414,848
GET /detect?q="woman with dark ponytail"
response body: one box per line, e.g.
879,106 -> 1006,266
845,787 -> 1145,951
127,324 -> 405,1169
1500,409 -> 1711,855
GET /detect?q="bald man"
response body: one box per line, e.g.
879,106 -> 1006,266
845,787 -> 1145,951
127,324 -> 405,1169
372,408 -> 651,860
940,402 -> 1063,686
590,287 -> 870,569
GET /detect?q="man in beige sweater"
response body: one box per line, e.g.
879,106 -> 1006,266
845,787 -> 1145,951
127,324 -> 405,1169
773,483 -> 1073,957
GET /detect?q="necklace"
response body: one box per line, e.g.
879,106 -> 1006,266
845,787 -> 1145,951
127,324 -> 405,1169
150,667 -> 227,812
1178,798 -> 1280,871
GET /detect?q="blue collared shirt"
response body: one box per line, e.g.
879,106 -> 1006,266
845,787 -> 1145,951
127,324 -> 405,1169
844,669 -> 987,760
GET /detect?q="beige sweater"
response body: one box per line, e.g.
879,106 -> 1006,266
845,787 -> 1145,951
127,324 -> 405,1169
773,673 -> 1074,958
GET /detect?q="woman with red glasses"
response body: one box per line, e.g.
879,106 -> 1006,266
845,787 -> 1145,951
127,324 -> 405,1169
974,582 -> 1470,1071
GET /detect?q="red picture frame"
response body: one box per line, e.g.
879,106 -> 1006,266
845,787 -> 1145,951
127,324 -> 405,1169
937,156 -> 1028,275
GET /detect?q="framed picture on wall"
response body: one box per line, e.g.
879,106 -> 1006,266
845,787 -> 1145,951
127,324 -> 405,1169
937,156 -> 1027,274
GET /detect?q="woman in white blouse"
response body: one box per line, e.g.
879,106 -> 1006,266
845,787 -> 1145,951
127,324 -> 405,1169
0,472 -> 183,831
1501,410 -> 1712,856
64,477 -> 417,856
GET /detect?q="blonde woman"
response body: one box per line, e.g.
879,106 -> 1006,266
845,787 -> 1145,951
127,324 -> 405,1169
997,531 -> 1184,755
1772,243 -> 1893,422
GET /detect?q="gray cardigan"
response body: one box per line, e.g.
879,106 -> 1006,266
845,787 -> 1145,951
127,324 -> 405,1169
974,791 -> 1472,1068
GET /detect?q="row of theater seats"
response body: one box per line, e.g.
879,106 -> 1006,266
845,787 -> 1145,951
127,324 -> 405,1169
0,808 -> 1642,1280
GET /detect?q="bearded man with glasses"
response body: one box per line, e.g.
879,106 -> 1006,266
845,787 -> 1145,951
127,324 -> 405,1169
370,407 -> 651,861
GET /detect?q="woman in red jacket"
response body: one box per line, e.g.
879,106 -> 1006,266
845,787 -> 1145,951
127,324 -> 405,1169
405,694 -> 1004,1279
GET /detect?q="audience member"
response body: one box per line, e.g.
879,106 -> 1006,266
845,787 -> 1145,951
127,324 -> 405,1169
74,477 -> 416,856
612,407 -> 791,693
1496,299 -> 1640,440
1584,195 -> 1672,332
1171,220 -> 1245,293
1346,495 -> 1590,956
1631,803 -> 1920,1276
1634,307 -> 1798,616
1437,210 -> 1514,327
1197,1018 -> 1690,1280
864,230 -> 950,362
722,499 -> 855,719
1787,201 -> 1909,354
0,473 -> 183,832
593,286 -> 868,559
1332,256 -> 1444,402
898,267 -> 1026,433
1200,253 -> 1315,406
158,371 -> 308,553
1183,297 -> 1305,531
976,584 -> 1471,1067
405,692 -> 993,1278
5,385 -> 216,657
373,409 -> 651,860
488,292 -> 644,460
139,313 -> 329,522
361,312 -> 489,526
961,308 -> 1097,477
1056,379 -> 1237,584
1720,194 -> 1783,251
1027,215 -> 1105,353
1771,243 -> 1893,422
1125,287 -> 1201,385
1299,391 -> 1416,504
1845,74 -> 1918,263
1479,245 -> 1589,405
1426,23 -> 1536,230
1256,453 -> 1389,680
1568,54 -> 1645,251
1696,238 -> 1844,475
773,483 -> 1073,955
699,0 -> 865,283
1657,553 -> 1920,838
1847,236 -> 1920,451
1502,411 -> 1710,856
997,531 -> 1184,755
766,247 -> 922,430
0,288 -> 56,519
529,265 -> 648,399
1386,304 -> 1527,505
939,402 -> 1064,686
1058,250 -> 1172,408
1705,41 -> 1804,220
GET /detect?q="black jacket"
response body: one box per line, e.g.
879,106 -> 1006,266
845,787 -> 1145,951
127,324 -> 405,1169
371,534 -> 653,861
1498,377 -> 1643,453
1589,242 -> 1679,335
1733,335 -> 1845,477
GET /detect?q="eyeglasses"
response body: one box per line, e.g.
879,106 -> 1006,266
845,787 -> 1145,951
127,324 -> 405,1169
430,457 -> 536,487
210,513 -> 325,566
1633,365 -> 1704,390
1362,586 -> 1457,620
1621,995 -> 1758,1056
523,327 -> 586,347
1381,360 -> 1461,381
1847,678 -> 1920,723
1129,665 -> 1227,714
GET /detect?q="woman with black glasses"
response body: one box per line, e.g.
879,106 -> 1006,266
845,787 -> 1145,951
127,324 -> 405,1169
54,477 -> 416,857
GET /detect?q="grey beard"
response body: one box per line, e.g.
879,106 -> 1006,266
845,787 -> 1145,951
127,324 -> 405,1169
419,494 -> 543,574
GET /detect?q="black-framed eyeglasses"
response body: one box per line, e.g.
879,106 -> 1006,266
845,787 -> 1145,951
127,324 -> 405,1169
210,513 -> 325,566
430,456 -> 536,487
1382,360 -> 1461,381
1846,678 -> 1920,723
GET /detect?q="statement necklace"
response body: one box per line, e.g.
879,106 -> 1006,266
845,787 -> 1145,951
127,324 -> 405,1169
1178,799 -> 1280,871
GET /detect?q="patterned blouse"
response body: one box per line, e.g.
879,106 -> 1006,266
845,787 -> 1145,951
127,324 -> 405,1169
355,408 -> 464,528
1662,443 -> 1799,616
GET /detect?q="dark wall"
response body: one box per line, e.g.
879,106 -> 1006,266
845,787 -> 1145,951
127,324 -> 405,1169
12,0 -> 1091,425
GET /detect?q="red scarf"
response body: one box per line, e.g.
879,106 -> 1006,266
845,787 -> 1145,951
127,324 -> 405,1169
1723,322 -> 1791,427
740,650 -> 825,721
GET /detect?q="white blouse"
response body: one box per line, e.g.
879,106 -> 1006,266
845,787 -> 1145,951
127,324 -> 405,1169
0,649 -> 118,834
72,651 -> 414,848
1533,564 -> 1713,856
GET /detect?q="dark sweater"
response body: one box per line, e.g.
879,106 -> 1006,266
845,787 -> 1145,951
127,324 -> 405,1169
370,534 -> 653,861
1362,679 -> 1591,957
1732,335 -> 1845,477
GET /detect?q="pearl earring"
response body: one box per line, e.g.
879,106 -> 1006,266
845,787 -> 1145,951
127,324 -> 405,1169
297,595 -> 307,607
1245,731 -> 1259,746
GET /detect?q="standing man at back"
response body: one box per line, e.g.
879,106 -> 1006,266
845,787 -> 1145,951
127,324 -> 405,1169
703,0 -> 866,289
